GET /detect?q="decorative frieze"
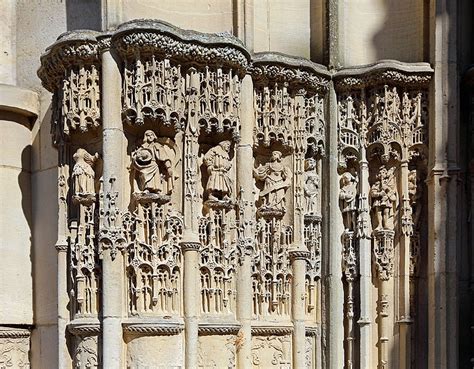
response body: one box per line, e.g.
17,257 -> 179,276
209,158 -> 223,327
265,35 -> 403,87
0,328 -> 30,369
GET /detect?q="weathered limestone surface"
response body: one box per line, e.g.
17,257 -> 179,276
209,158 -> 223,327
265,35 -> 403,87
0,0 -> 469,368
32,18 -> 435,369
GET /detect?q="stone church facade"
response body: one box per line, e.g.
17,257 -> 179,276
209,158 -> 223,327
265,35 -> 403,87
0,1 -> 472,368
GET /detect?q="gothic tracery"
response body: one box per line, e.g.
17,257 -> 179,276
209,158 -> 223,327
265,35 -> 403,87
37,19 -> 432,369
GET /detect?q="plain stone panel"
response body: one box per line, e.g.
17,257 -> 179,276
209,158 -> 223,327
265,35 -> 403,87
0,0 -> 16,84
0,115 -> 31,170
310,0 -> 325,63
31,167 -> 58,325
253,0 -> 270,52
38,95 -> 58,171
254,0 -> 311,58
0,167 -> 32,325
341,0 -> 425,65
15,0 -> 67,92
30,324 -> 58,369
122,0 -> 234,34
127,335 -> 184,368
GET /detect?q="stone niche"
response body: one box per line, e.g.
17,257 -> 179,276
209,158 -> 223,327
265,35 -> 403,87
38,19 -> 432,369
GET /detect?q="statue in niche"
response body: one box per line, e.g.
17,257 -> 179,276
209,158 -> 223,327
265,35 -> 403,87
339,171 -> 358,231
131,130 -> 178,204
203,140 -> 233,204
408,169 -> 422,229
253,151 -> 291,215
370,165 -> 398,230
72,148 -> 99,205
304,157 -> 320,215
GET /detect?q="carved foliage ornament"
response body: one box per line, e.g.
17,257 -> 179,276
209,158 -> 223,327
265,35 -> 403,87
0,329 -> 30,369
112,19 -> 250,74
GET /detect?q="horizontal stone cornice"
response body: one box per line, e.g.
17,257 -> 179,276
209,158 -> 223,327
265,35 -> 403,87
334,60 -> 433,90
251,52 -> 331,94
0,84 -> 39,121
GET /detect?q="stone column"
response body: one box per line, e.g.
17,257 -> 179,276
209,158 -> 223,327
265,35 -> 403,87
358,147 -> 373,369
428,0 -> 459,366
56,145 -> 71,369
182,67 -> 201,369
100,41 -> 125,369
326,81 -> 345,369
374,229 -> 395,369
182,241 -> 200,369
236,74 -> 254,369
291,91 -> 309,368
290,251 -> 309,368
398,160 -> 412,369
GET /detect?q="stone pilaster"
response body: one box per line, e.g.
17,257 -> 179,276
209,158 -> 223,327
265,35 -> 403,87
99,40 -> 126,369
236,74 -> 254,369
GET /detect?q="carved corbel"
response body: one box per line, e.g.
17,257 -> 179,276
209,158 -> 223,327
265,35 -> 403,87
38,31 -> 101,144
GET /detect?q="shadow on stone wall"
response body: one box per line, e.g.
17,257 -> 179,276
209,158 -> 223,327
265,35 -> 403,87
66,0 -> 102,31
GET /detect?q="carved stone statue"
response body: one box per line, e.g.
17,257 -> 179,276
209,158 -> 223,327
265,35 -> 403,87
339,171 -> 358,231
72,148 -> 98,204
304,158 -> 320,215
131,130 -> 177,203
408,169 -> 422,229
253,151 -> 291,215
370,166 -> 397,230
203,141 -> 233,202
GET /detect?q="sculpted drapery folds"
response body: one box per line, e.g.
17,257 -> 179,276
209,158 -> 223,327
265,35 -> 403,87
203,140 -> 233,202
339,171 -> 358,231
304,157 -> 320,215
36,19 -> 440,369
369,165 -> 398,231
72,148 -> 99,203
253,151 -> 291,214
131,130 -> 177,201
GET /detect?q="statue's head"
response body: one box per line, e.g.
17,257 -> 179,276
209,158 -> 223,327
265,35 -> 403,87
271,151 -> 282,162
219,140 -> 232,152
143,130 -> 157,143
305,157 -> 316,171
341,172 -> 352,185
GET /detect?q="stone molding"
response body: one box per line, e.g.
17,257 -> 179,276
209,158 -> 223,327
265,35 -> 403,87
334,60 -> 433,90
305,325 -> 320,337
251,324 -> 294,336
251,52 -> 330,94
198,321 -> 241,335
113,19 -> 251,75
38,19 -> 331,93
68,319 -> 101,337
0,327 -> 31,339
289,250 -> 311,260
122,318 -> 185,336
0,84 -> 39,121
